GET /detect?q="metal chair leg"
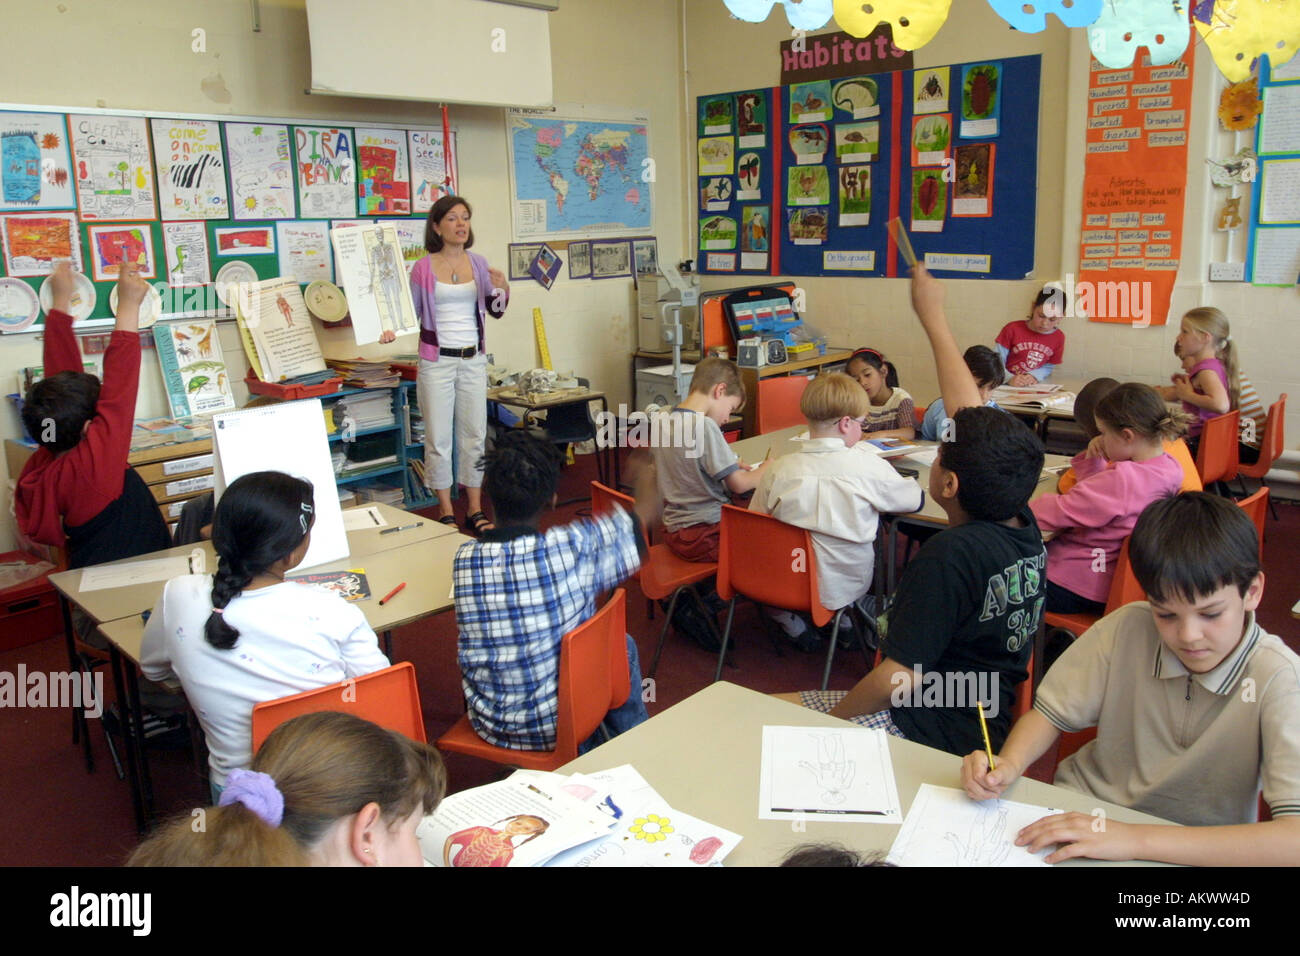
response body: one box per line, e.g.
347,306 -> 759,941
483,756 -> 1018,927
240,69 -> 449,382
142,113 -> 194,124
713,597 -> 739,683
819,608 -> 847,691
647,589 -> 684,680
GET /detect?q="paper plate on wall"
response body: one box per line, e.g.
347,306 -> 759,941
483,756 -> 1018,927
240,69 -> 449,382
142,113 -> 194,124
304,280 -> 349,322
0,278 -> 40,333
109,283 -> 164,329
38,271 -> 97,323
214,260 -> 258,307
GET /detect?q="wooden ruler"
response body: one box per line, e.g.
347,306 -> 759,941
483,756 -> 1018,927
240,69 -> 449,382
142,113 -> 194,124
532,307 -> 553,371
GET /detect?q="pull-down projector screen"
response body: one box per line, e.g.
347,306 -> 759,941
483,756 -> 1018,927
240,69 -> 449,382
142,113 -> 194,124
306,0 -> 553,108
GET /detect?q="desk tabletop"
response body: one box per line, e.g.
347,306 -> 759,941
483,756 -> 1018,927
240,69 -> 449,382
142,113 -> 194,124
488,386 -> 606,409
51,502 -> 456,625
562,682 -> 1171,867
98,529 -> 469,666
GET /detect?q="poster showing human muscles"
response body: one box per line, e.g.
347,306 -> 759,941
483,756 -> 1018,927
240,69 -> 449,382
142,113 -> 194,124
68,114 -> 156,220
294,126 -> 356,219
408,129 -> 458,213
152,118 -> 229,220
225,123 -> 296,221
355,128 -> 410,215
0,111 -> 75,212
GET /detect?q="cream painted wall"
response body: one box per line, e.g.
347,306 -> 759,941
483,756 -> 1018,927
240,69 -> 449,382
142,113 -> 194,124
0,0 -> 687,550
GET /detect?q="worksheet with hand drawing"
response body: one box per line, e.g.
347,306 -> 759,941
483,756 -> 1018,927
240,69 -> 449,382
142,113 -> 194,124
759,725 -> 903,823
888,783 -> 1060,866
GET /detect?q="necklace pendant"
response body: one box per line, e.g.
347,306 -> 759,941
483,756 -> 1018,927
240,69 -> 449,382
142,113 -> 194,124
452,270 -> 459,282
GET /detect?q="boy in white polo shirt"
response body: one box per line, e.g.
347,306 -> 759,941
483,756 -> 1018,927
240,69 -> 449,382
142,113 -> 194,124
962,492 -> 1300,865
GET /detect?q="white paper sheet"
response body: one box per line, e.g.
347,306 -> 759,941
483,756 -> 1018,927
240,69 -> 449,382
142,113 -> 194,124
79,553 -> 197,592
895,447 -> 939,467
887,783 -> 1060,866
1252,227 -> 1300,286
758,725 -> 903,823
1259,158 -> 1300,224
1260,84 -> 1300,155
341,506 -> 387,531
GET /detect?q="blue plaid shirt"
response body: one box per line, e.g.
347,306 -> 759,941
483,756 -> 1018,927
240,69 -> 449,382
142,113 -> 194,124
453,508 -> 642,750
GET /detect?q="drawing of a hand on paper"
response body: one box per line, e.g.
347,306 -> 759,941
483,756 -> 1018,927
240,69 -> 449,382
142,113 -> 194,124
799,734 -> 856,805
944,801 -> 1013,866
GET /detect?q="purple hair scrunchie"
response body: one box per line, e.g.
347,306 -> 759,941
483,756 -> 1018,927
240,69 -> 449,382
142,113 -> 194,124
218,769 -> 284,827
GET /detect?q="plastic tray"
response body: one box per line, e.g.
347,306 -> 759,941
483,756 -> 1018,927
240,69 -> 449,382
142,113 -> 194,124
244,371 -> 344,400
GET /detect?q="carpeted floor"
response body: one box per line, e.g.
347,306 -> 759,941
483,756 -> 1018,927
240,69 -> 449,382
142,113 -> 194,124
1,448 -> 1296,866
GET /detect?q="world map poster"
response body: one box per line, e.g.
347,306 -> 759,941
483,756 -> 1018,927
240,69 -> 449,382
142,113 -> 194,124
507,111 -> 652,241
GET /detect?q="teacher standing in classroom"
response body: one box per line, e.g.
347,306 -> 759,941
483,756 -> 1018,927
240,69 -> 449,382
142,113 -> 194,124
411,196 -> 509,536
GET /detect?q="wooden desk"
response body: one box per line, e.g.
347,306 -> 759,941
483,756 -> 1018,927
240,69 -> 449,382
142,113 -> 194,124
488,385 -> 616,489
562,682 -> 1171,867
738,348 -> 856,438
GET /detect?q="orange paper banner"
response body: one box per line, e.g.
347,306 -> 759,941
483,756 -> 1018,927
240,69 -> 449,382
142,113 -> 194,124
1078,43 -> 1194,327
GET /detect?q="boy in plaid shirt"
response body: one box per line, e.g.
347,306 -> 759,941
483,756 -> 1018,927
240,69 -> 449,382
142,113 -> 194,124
453,431 -> 657,751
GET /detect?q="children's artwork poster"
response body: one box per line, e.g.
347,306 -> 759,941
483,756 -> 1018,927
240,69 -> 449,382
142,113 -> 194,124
152,118 -> 229,220
354,127 -> 410,216
911,168 -> 947,232
214,225 -> 276,257
835,122 -> 879,164
378,218 -> 427,276
697,136 -> 734,176
787,206 -> 829,244
294,127 -> 356,219
960,63 -> 1002,138
408,128 -> 458,214
832,76 -> 881,119
87,222 -> 156,280
0,212 -> 82,276
68,114 -> 156,221
740,205 -> 770,264
914,68 -> 950,115
701,176 -> 734,210
161,221 -> 211,287
329,223 -> 419,345
789,81 -> 833,123
700,215 -> 738,251
568,240 -> 591,278
736,92 -> 767,147
953,143 -> 995,217
0,111 -> 74,212
529,242 -> 563,289
699,95 -> 733,136
838,165 -> 871,226
1078,48 -> 1194,325
275,220 -> 333,284
788,165 -> 830,205
225,123 -> 296,221
911,114 -> 952,167
737,152 -> 762,199
789,124 -> 829,165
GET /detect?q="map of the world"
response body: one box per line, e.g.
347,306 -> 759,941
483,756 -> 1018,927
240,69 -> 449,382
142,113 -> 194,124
508,113 -> 652,240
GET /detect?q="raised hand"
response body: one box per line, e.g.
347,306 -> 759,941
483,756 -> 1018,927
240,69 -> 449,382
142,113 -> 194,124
114,261 -> 148,332
49,261 -> 75,316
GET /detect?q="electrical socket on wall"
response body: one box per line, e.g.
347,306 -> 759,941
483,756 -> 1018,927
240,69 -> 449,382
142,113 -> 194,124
1208,262 -> 1246,282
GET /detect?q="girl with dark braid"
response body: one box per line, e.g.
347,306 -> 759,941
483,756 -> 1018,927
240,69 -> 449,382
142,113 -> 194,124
141,471 -> 389,801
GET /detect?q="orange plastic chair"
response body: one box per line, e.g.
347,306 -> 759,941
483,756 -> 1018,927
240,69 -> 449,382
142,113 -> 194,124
1195,410 -> 1240,491
251,662 -> 426,752
914,401 -> 930,428
1012,651 -> 1035,721
1041,539 -> 1144,652
714,504 -> 870,690
755,375 -> 810,435
591,481 -> 717,679
1236,488 -> 1268,564
436,590 -> 626,771
1237,394 -> 1286,519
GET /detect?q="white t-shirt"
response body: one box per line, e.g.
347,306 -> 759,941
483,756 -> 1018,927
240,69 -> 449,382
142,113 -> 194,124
433,280 -> 478,348
140,575 -> 389,786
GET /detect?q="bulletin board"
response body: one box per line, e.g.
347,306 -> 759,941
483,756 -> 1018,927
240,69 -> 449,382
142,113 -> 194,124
0,103 -> 458,333
1246,56 -> 1300,286
695,55 -> 1041,281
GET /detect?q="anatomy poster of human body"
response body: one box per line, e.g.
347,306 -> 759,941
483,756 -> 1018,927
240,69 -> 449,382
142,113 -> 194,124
330,223 -> 418,345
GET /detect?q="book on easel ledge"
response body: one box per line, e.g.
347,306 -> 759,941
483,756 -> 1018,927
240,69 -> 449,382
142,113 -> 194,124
153,318 -> 237,419
234,277 -> 327,383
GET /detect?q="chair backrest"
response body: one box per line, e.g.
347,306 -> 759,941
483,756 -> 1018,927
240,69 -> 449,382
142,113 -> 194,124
1103,538 -> 1145,615
1195,410 -> 1240,485
590,481 -> 648,548
915,401 -> 930,428
1057,726 -> 1098,763
1012,647 -> 1035,720
1258,394 -> 1287,467
554,589 -> 625,758
717,504 -> 829,624
755,375 -> 810,435
251,661 -> 426,753
1236,488 -> 1268,563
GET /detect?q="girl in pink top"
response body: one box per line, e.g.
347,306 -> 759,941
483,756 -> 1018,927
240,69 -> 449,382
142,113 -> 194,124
1032,384 -> 1186,614
1156,308 -> 1235,444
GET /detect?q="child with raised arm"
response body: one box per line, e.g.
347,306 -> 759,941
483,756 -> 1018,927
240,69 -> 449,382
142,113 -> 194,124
778,266 -> 1047,756
962,492 -> 1300,866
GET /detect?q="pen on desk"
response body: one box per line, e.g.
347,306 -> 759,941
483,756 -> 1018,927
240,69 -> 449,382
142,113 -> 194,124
380,522 -> 424,535
977,701 -> 996,772
378,582 -> 407,606
370,509 -> 381,526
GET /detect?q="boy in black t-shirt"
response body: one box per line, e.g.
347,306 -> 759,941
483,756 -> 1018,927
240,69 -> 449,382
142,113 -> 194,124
779,265 -> 1046,756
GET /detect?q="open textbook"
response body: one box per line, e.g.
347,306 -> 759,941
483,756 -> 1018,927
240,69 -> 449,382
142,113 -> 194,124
419,766 -> 742,867
992,384 -> 1076,412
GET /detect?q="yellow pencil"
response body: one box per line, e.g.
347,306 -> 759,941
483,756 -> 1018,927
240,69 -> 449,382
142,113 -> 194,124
977,701 -> 996,772
762,446 -> 772,463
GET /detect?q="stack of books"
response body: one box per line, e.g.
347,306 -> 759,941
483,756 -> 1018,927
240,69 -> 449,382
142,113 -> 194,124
335,392 -> 396,430
355,483 -> 404,505
326,358 -> 400,389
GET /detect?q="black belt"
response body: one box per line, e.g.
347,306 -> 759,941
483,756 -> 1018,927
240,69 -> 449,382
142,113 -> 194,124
439,346 -> 477,358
